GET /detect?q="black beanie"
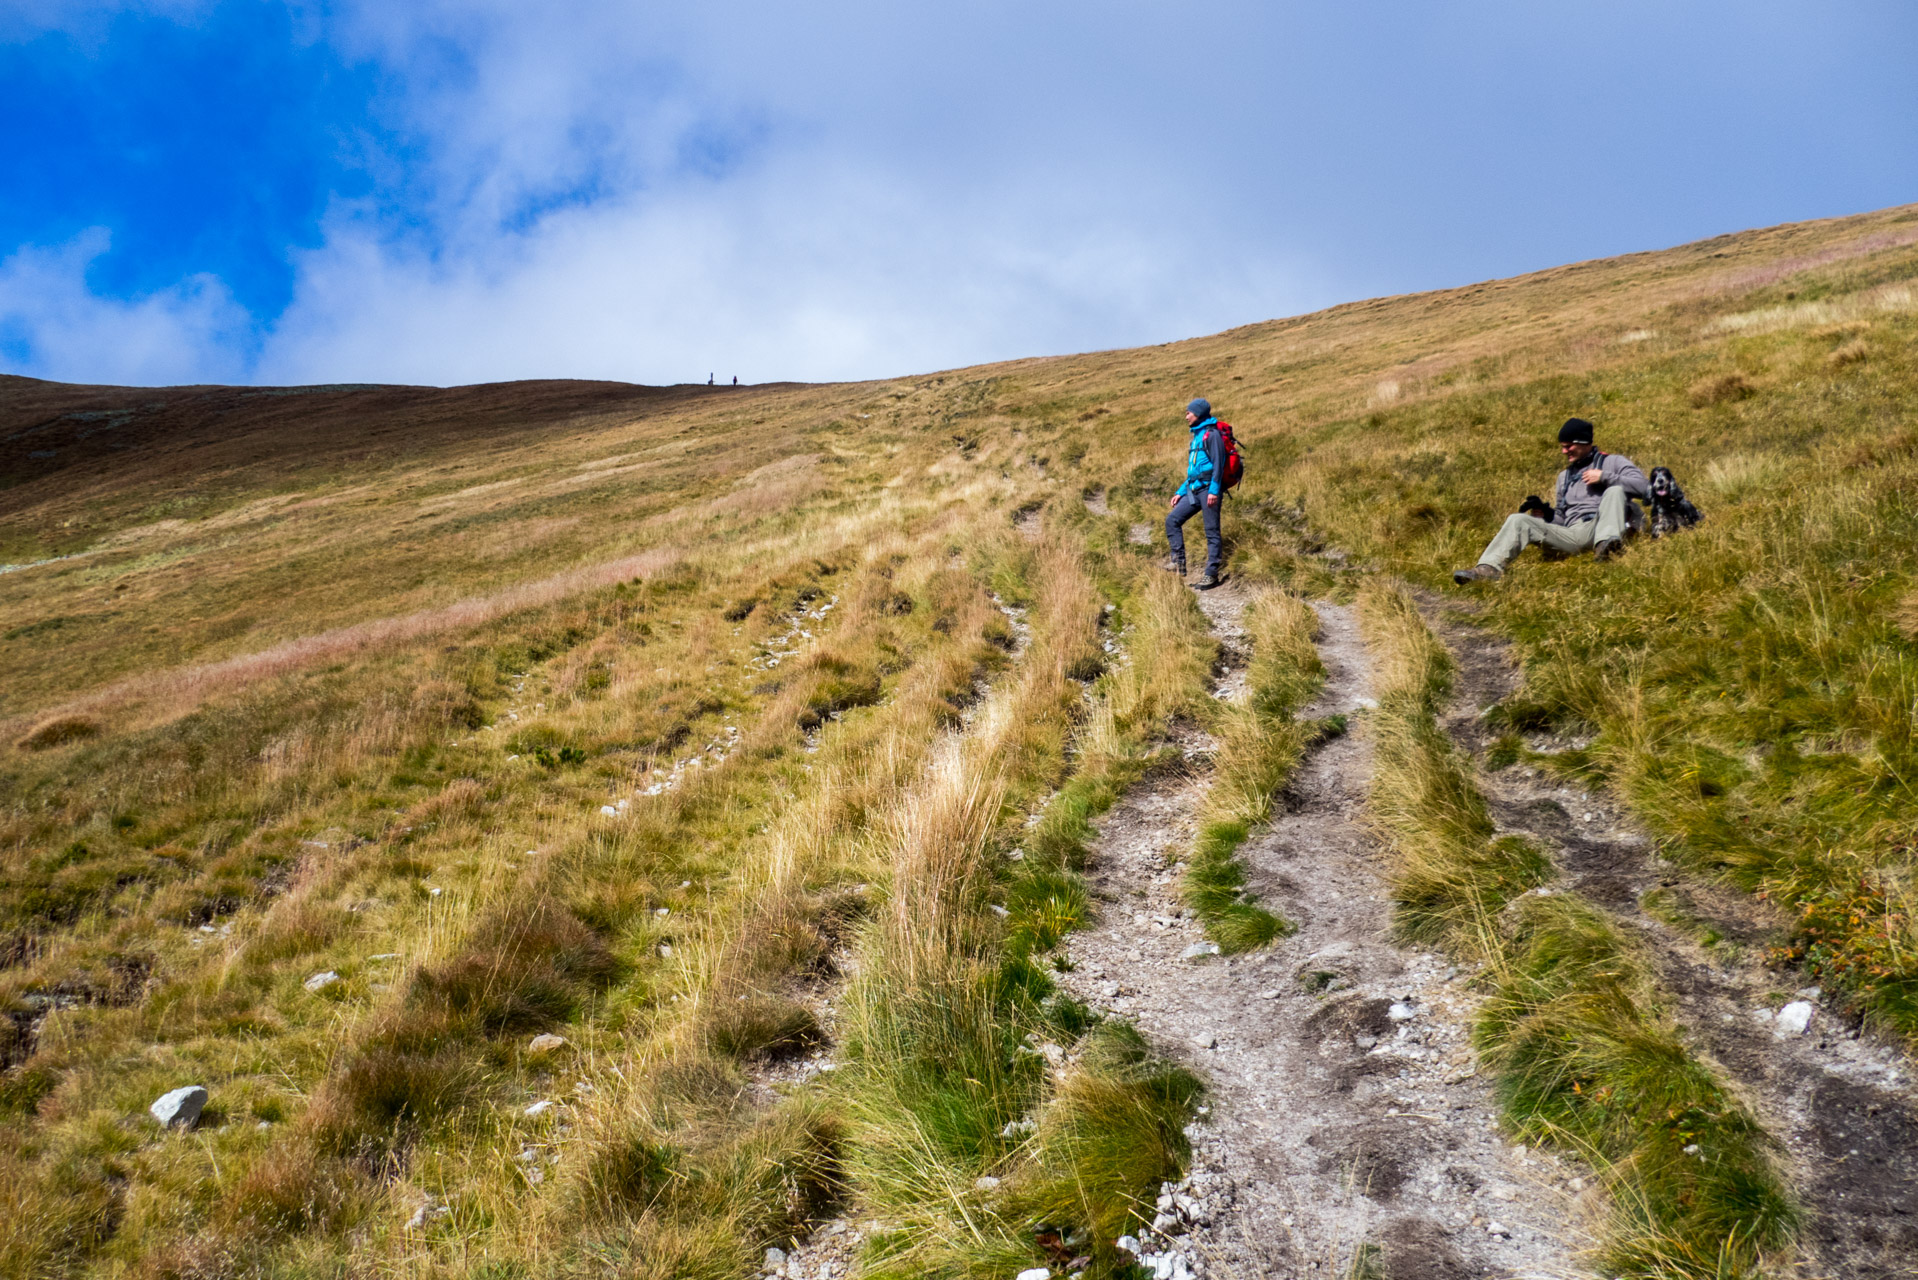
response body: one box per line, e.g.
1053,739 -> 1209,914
1558,417 -> 1595,444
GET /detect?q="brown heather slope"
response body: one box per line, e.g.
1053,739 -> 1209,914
0,201 -> 1916,1280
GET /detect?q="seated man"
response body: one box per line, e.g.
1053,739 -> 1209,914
1453,418 -> 1649,584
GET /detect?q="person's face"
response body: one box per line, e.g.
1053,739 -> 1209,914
1185,411 -> 1199,427
1560,440 -> 1594,466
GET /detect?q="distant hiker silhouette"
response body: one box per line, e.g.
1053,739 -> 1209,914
708,373 -> 714,385
732,376 -> 738,386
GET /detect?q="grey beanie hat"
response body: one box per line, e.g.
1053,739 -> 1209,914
1187,398 -> 1212,419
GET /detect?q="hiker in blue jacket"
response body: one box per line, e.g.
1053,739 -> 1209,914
1165,398 -> 1226,589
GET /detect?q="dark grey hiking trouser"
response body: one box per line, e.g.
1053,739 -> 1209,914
1166,493 -> 1222,573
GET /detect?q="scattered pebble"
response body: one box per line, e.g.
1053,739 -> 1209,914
150,1085 -> 207,1130
304,970 -> 341,993
1776,1001 -> 1815,1036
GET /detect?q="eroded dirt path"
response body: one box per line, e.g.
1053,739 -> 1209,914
1060,586 -> 1584,1280
1419,594 -> 1918,1280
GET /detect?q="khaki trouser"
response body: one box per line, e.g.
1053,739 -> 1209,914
1478,484 -> 1633,568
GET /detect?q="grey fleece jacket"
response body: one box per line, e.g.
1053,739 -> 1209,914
1552,450 -> 1650,524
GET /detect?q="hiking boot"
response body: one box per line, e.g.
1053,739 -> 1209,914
1594,538 -> 1624,562
1452,564 -> 1503,585
1195,568 -> 1221,590
1163,555 -> 1186,576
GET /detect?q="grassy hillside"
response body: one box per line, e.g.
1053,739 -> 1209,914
2,201 -> 1915,1280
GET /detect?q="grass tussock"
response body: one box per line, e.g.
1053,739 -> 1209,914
13,714 -> 103,751
1686,371 -> 1757,407
1828,338 -> 1870,367
1360,582 -> 1795,1278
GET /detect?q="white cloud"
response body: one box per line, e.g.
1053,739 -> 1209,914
257,145 -> 1319,386
243,0 -> 1334,385
8,0 -> 1913,387
0,230 -> 252,384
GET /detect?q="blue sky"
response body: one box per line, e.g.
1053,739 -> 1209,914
1,0 -> 1913,387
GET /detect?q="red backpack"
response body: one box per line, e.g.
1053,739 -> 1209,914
1213,421 -> 1245,490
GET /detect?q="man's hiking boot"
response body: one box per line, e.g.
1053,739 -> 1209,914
1195,569 -> 1221,590
1163,555 -> 1186,576
1594,538 -> 1624,562
1452,564 -> 1502,585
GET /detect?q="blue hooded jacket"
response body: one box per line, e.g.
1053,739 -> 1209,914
1178,417 -> 1226,497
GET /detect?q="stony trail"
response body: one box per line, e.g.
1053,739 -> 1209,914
1418,596 -> 1918,1280
1060,583 -> 1585,1280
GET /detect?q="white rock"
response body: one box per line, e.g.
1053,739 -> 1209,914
989,904 -> 1010,918
1016,1270 -> 1051,1280
304,970 -> 341,993
1190,1033 -> 1217,1050
1387,1002 -> 1418,1022
150,1085 -> 207,1129
1181,942 -> 1222,961
765,1248 -> 787,1268
369,953 -> 399,961
525,1099 -> 556,1118
1258,989 -> 1280,999
600,805 -> 619,817
1776,1001 -> 1814,1035
1116,1235 -> 1141,1256
527,1034 -> 568,1053
975,1175 -> 1002,1191
1353,697 -> 1380,711
1795,986 -> 1823,1000
1485,1220 -> 1510,1237
405,1207 -> 429,1230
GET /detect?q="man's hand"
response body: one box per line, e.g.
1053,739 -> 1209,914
1206,493 -> 1219,507
1582,468 -> 1605,486
1170,493 -> 1181,508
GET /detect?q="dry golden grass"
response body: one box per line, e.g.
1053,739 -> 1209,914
4,199 -> 1917,1278
1686,371 -> 1757,407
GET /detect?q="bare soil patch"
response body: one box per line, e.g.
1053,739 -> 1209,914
1417,595 -> 1918,1279
1059,588 -> 1585,1278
